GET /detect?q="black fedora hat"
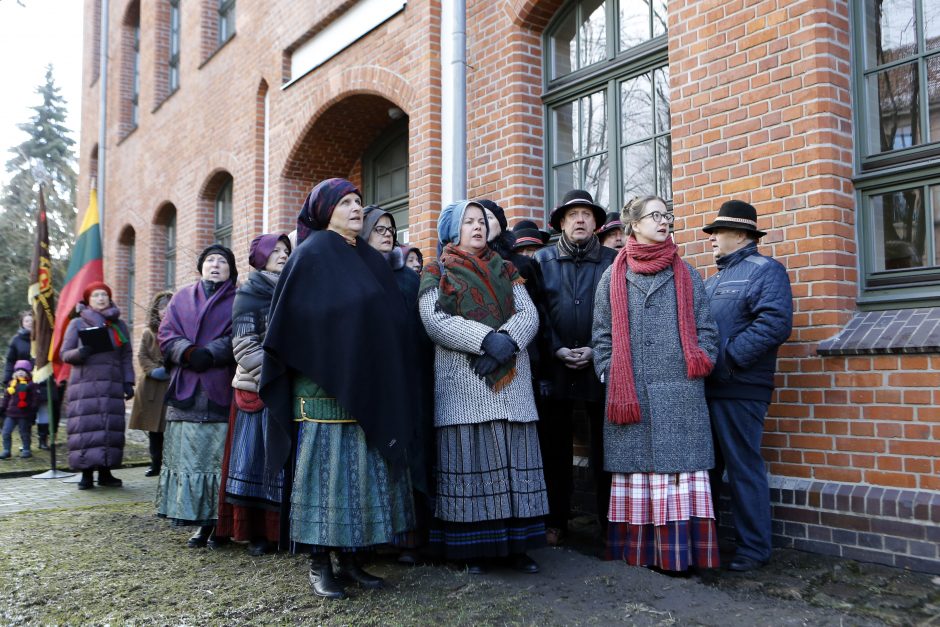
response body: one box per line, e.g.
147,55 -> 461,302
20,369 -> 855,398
596,211 -> 625,236
703,200 -> 766,238
511,219 -> 550,250
549,189 -> 607,232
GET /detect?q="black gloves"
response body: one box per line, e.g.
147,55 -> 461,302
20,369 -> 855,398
78,345 -> 94,362
481,331 -> 517,365
471,354 -> 501,378
186,348 -> 214,373
123,383 -> 135,400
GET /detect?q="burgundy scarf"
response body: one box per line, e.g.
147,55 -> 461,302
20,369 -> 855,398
606,236 -> 713,424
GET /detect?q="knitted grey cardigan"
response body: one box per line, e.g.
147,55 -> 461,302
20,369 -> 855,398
419,283 -> 539,427
592,263 -> 719,474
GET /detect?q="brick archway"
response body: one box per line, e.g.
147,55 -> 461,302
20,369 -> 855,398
279,93 -> 409,232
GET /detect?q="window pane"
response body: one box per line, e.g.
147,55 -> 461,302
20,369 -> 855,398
867,62 -> 922,153
654,66 -> 670,133
553,101 -> 578,163
929,54 -> 940,142
927,0 -> 940,51
934,185 -> 940,265
621,140 -> 655,201
656,135 -> 672,201
579,0 -> 607,69
580,90 -> 607,155
865,0 -> 917,67
582,154 -> 610,208
619,0 -> 649,50
652,0 -> 667,38
215,181 -> 233,227
620,73 -> 653,145
550,7 -> 577,78
871,187 -> 926,271
553,162 -> 578,206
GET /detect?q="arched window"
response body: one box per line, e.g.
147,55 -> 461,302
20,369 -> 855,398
214,178 -> 233,248
544,0 -> 670,211
119,227 -> 136,325
164,210 -> 177,289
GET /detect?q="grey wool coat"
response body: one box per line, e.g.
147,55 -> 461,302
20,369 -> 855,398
419,283 -> 540,427
60,304 -> 135,470
592,263 -> 719,474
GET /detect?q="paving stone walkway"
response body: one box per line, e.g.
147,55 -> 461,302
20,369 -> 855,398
0,465 -> 155,516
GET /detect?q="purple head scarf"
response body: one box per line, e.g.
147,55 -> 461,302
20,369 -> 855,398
296,178 -> 361,246
248,233 -> 291,270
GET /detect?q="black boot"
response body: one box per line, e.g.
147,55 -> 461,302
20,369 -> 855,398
336,553 -> 384,589
207,530 -> 229,550
309,552 -> 346,599
97,467 -> 123,487
187,525 -> 213,548
77,469 -> 95,490
247,538 -> 271,556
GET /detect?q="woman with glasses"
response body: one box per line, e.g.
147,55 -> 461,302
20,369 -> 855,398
361,204 -> 433,564
419,200 -> 548,575
260,179 -> 417,600
591,195 -> 720,574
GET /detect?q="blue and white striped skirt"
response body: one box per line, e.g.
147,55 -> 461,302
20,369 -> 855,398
224,407 -> 282,509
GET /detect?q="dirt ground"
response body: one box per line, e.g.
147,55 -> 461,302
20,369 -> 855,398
0,498 -> 937,626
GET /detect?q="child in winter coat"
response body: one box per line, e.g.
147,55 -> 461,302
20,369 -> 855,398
0,360 -> 39,459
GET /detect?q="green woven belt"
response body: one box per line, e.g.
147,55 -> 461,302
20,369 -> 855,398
294,396 -> 355,423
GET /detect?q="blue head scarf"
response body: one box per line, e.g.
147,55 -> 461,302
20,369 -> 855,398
437,200 -> 488,247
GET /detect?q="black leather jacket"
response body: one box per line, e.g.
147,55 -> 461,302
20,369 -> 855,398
534,241 -> 616,401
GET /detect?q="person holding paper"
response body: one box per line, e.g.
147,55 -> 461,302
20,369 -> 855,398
59,282 -> 135,489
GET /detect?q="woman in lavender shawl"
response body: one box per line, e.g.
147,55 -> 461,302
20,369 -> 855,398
156,244 -> 237,548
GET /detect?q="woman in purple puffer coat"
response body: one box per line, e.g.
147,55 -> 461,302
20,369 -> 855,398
60,281 -> 135,489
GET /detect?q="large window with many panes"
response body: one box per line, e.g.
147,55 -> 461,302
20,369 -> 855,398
854,0 -> 940,305
544,0 -> 670,214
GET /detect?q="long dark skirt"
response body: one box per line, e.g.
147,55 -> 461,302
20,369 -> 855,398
289,420 -> 415,550
429,420 -> 548,559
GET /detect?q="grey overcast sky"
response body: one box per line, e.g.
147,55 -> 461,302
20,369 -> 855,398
0,0 -> 84,187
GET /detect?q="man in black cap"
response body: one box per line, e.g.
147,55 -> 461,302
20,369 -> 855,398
702,199 -> 792,572
596,212 -> 625,250
511,219 -> 550,258
534,189 -> 616,545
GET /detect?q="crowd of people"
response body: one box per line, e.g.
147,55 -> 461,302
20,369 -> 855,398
0,179 -> 793,600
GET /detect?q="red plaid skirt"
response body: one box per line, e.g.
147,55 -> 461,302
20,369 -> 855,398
605,471 -> 718,571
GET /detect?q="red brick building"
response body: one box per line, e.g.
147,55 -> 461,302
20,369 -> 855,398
78,0 -> 939,573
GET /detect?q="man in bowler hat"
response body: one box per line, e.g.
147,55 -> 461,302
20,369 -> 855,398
703,199 -> 793,572
534,189 -> 616,544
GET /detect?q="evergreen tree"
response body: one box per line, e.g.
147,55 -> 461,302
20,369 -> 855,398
0,65 -> 78,346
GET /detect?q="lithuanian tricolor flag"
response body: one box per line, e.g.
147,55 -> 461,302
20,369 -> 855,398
52,189 -> 104,382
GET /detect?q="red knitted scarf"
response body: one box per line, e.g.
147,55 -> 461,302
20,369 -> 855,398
606,236 -> 713,424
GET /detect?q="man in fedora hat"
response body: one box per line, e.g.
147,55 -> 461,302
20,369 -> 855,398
534,189 -> 616,545
702,199 -> 792,572
596,212 -> 625,250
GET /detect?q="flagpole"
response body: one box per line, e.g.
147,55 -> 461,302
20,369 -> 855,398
31,184 -> 73,479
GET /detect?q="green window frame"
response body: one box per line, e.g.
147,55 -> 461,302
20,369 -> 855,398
543,0 -> 671,215
218,0 -> 235,47
363,119 -> 410,243
214,178 -> 233,249
165,211 -> 177,289
852,0 -> 940,306
168,0 -> 181,94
